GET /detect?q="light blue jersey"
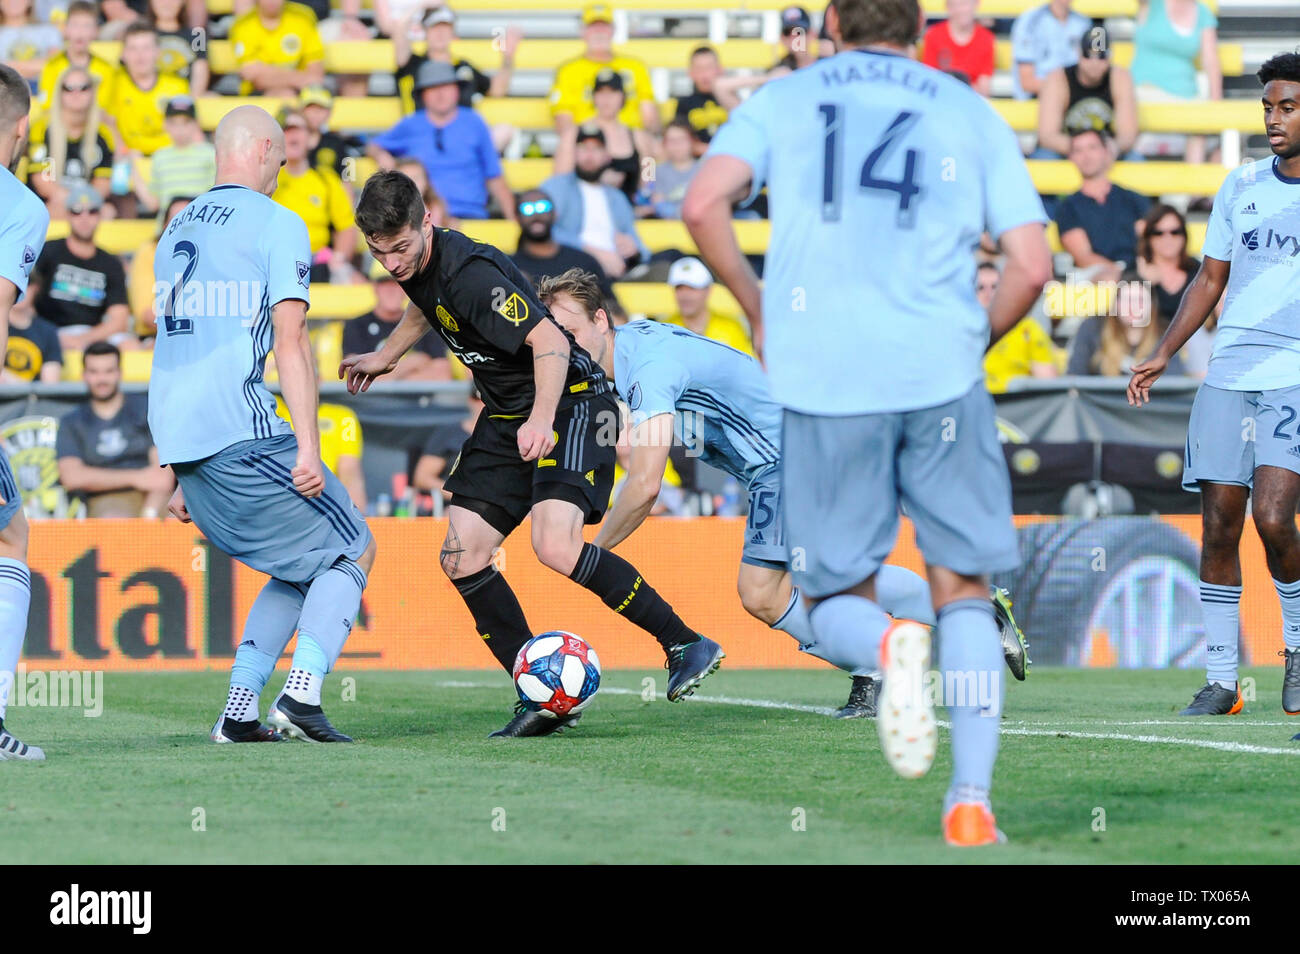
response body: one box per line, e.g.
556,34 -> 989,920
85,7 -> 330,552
149,184 -> 312,465
613,319 -> 780,486
707,49 -> 1045,416
1009,3 -> 1091,100
0,165 -> 50,304
1201,157 -> 1300,391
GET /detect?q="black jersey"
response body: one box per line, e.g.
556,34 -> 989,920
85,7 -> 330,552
398,228 -> 610,418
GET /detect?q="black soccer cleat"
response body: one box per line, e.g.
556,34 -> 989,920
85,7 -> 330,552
1179,682 -> 1243,716
1284,649 -> 1300,715
665,635 -> 725,701
210,714 -> 283,743
991,586 -> 1030,681
834,675 -> 880,719
267,694 -> 354,742
0,720 -> 44,761
488,702 -> 581,738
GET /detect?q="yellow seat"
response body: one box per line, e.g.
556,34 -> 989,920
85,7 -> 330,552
612,281 -> 741,318
45,219 -> 156,256
995,40 -> 1241,76
120,348 -> 154,383
61,349 -> 82,381
307,283 -> 377,321
992,98 -> 1262,135
311,320 -> 344,371
1029,160 -> 1227,197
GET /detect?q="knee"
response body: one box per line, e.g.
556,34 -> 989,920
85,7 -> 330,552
738,576 -> 785,626
533,532 -> 581,576
1202,506 -> 1244,549
1254,507 -> 1297,547
439,538 -> 490,581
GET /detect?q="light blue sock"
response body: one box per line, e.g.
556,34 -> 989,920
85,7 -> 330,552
806,594 -> 891,674
285,558 -> 367,706
0,558 -> 31,722
875,564 -> 937,627
938,598 -> 1004,812
224,579 -> 305,722
1200,581 -> 1241,688
771,585 -> 816,650
1274,578 -> 1300,651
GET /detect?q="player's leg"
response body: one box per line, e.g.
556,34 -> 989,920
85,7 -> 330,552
438,500 -> 528,671
213,578 -> 306,742
0,494 -> 41,762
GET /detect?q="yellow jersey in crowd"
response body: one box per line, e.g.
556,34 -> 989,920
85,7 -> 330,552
101,68 -> 189,155
274,397 -> 363,475
273,164 -> 355,254
983,317 -> 1062,394
664,312 -> 754,357
229,1 -> 325,95
37,52 -> 116,111
549,54 -> 654,129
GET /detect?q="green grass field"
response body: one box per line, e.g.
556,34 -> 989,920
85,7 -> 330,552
2,667 -> 1298,864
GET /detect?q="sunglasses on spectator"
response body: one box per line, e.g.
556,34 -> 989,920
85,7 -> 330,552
1151,228 -> 1186,236
519,199 -> 553,216
62,82 -> 91,93
434,128 -> 444,153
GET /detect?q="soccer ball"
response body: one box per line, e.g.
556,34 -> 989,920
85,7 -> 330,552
512,631 -> 602,717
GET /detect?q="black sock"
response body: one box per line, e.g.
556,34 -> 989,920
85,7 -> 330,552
453,566 -> 533,672
570,543 -> 696,652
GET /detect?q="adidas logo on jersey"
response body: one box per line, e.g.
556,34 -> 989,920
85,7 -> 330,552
1288,444 -> 1300,460
749,531 -> 765,545
1243,202 -> 1257,215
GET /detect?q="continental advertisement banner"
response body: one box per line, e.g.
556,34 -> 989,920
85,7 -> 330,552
15,514 -> 1284,671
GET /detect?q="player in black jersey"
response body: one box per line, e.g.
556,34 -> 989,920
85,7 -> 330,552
343,171 -> 724,737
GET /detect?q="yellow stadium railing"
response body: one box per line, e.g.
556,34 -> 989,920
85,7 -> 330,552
993,97 -> 1263,134
1029,160 -> 1227,197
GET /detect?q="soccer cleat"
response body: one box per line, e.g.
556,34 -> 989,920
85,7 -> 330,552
1179,682 -> 1243,716
665,635 -> 725,702
943,802 -> 1007,847
876,620 -> 937,780
834,675 -> 879,719
1283,649 -> 1300,715
488,701 -> 581,738
0,721 -> 45,761
990,586 -> 1030,681
210,714 -> 283,743
267,694 -> 354,742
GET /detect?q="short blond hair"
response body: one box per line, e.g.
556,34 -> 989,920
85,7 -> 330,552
536,268 -> 605,322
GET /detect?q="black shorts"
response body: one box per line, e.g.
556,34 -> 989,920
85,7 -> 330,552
444,393 -> 617,536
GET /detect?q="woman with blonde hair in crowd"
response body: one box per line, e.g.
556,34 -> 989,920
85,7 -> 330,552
1068,272 -> 1186,376
28,65 -> 117,219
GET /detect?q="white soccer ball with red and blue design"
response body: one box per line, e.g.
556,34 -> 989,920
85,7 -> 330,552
512,631 -> 601,717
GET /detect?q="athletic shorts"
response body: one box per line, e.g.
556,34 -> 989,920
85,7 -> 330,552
0,452 -> 20,531
1182,382 -> 1300,491
781,383 -> 1019,599
445,393 -> 617,537
173,433 -> 372,584
740,464 -> 787,570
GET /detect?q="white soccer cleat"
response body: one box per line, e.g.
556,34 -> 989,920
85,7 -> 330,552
0,726 -> 45,761
876,620 -> 937,780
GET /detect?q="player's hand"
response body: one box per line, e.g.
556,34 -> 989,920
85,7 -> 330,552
517,416 -> 556,462
292,453 -> 326,498
1127,354 -> 1168,406
167,486 -> 191,523
339,350 -> 398,393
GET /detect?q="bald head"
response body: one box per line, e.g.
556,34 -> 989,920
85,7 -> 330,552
214,105 -> 286,195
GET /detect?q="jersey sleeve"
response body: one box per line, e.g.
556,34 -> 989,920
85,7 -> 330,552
624,355 -> 688,428
445,257 -> 544,353
265,208 -> 313,308
981,111 -> 1047,239
1009,11 -> 1039,66
1202,170 -> 1236,262
705,84 -> 771,205
0,200 -> 49,303
298,16 -> 325,66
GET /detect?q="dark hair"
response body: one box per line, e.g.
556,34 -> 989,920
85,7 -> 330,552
356,170 -> 425,239
1137,203 -> 1195,269
831,0 -> 920,48
665,117 -> 696,138
122,21 -> 158,42
1258,51 -> 1300,87
66,0 -> 97,18
1069,127 -> 1109,148
690,45 -> 718,61
84,341 -> 121,365
536,268 -> 606,323
976,261 -> 999,275
0,64 -> 30,131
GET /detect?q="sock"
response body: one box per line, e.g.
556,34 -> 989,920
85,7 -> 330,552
296,557 -> 366,671
453,565 -> 533,672
773,587 -> 877,677
0,559 -> 31,722
1275,578 -> 1300,651
282,660 -> 324,706
1200,581 -> 1241,688
938,598 -> 1004,808
805,594 -> 891,674
223,684 -> 259,722
874,564 -> 937,627
570,543 -> 695,651
224,579 -> 306,720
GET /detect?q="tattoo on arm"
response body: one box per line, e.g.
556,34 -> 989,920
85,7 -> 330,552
533,349 -> 570,361
440,522 -> 467,577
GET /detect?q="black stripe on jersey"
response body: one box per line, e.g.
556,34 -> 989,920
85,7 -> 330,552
243,288 -> 270,439
680,388 -> 781,464
243,454 -> 358,544
256,452 -> 360,543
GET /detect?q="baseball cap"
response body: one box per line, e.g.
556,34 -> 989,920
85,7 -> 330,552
66,183 -> 103,214
298,85 -> 334,109
582,1 -> 613,25
279,108 -> 308,130
592,68 -> 623,92
414,59 -> 459,91
668,257 -> 713,289
164,94 -> 196,118
575,122 -> 605,145
1081,24 -> 1110,58
781,5 -> 811,34
421,6 -> 456,28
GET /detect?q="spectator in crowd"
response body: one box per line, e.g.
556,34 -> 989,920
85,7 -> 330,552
229,0 -> 326,97
274,396 -> 368,509
1136,202 -> 1198,322
540,123 -> 648,279
103,22 -> 189,159
554,69 -> 655,205
1035,25 -> 1139,159
37,1 -> 115,112
550,1 -> 658,136
132,96 -> 214,218
127,194 -> 192,340
299,86 -> 362,184
413,385 -> 482,500
275,108 -> 358,282
1055,129 -> 1150,281
921,0 -> 995,96
232,0 -> 367,40
0,0 -> 61,83
56,341 -> 171,518
772,5 -> 816,71
394,6 -> 518,113
979,261 -> 1060,393
148,0 -> 210,96
650,119 -> 698,220
99,0 -> 142,40
28,65 -> 115,216
510,188 -> 614,297
342,260 -> 452,380
395,157 -> 457,227
1009,0 -> 1091,100
674,45 -> 727,149
369,59 -> 515,221
1068,272 -> 1184,376
1131,0 -> 1221,163
662,257 -> 753,355
3,291 -> 63,383
32,185 -> 134,351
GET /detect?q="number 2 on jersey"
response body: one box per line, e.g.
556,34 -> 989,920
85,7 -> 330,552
162,240 -> 198,337
818,105 -> 923,227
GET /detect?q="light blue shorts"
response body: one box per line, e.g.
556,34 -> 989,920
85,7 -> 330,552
1182,382 -> 1300,491
741,465 -> 786,570
781,383 -> 1019,599
174,434 -> 372,584
0,452 -> 19,531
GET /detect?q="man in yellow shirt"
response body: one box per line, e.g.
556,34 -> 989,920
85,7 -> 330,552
230,0 -> 326,97
662,257 -> 754,356
37,1 -> 115,112
275,396 -> 367,511
102,23 -> 189,157
273,109 -> 357,281
978,261 -> 1061,393
549,2 -> 658,135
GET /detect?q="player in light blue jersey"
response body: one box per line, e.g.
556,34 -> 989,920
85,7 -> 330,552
1130,53 -> 1300,723
542,268 -> 1031,719
684,0 -> 1051,845
150,105 -> 376,744
0,66 -> 49,762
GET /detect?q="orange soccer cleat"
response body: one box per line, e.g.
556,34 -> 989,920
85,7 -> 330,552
943,802 -> 1007,847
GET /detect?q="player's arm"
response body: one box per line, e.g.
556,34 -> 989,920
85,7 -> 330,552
518,318 -> 567,462
141,446 -> 175,518
988,221 -> 1053,346
271,297 -> 325,498
1128,255 -> 1228,405
592,413 -> 674,551
340,300 -> 433,391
